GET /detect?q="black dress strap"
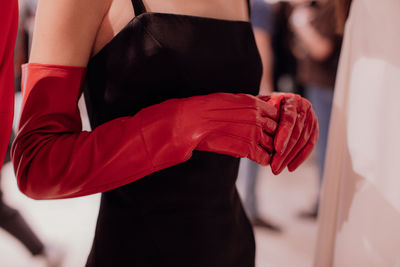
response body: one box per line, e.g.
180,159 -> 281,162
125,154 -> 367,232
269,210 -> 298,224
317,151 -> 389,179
246,0 -> 251,17
131,0 -> 147,16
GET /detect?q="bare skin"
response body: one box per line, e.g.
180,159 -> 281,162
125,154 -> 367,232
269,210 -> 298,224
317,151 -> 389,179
29,0 -> 250,67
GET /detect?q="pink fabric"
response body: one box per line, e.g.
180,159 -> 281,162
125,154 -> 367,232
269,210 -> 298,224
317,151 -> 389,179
314,0 -> 400,266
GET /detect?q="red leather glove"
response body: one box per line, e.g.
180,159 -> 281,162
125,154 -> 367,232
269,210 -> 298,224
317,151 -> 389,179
260,93 -> 319,175
0,0 -> 18,168
12,63 -> 278,199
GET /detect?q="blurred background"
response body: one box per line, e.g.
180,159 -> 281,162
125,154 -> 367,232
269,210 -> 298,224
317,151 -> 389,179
1,0 -> 341,266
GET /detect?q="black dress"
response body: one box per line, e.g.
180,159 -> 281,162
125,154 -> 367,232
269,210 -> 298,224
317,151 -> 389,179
84,0 -> 262,266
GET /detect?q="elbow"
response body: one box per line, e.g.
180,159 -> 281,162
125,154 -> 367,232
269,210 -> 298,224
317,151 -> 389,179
13,158 -> 68,200
12,140 -> 59,200
16,173 -> 66,200
14,167 -> 56,200
15,170 -> 73,200
17,182 -> 49,200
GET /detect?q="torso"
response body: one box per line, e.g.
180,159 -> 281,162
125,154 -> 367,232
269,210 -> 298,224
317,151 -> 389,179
84,0 -> 261,266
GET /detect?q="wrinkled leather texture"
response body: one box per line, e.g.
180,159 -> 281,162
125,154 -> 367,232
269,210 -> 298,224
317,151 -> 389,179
140,93 -> 278,167
0,0 -> 18,168
262,93 -> 319,174
12,63 -> 278,199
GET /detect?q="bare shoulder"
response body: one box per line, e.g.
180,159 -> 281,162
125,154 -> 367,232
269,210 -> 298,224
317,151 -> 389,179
29,0 -> 111,67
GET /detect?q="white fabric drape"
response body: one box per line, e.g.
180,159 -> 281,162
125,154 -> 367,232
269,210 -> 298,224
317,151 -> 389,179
314,0 -> 400,266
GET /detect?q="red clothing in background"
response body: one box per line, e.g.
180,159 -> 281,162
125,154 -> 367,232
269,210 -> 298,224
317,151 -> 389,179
0,0 -> 18,168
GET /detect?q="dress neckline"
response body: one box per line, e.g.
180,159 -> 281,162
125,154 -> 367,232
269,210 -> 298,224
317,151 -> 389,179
90,11 -> 251,61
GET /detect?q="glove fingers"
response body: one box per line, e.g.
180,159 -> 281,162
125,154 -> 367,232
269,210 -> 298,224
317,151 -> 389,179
258,100 -> 279,121
260,117 -> 278,136
274,102 -> 298,154
287,119 -> 319,172
258,130 -> 274,153
270,109 -> 305,174
246,125 -> 272,166
250,145 -> 271,166
302,108 -> 317,143
274,110 -> 314,174
257,95 -> 282,120
263,93 -> 285,110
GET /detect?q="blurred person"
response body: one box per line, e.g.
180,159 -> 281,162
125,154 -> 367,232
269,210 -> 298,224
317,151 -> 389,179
11,0 -> 318,266
289,0 -> 342,219
238,0 -> 282,232
315,0 -> 400,266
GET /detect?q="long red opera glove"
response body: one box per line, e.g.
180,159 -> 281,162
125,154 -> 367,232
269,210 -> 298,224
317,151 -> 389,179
261,93 -> 319,175
0,0 -> 18,169
12,63 -> 278,199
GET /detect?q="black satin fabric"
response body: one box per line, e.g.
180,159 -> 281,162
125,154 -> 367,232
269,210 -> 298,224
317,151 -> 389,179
84,0 -> 262,266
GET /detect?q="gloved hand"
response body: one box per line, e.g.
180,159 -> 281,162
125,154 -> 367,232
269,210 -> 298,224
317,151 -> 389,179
12,63 -> 278,199
260,93 -> 319,175
142,93 -> 279,167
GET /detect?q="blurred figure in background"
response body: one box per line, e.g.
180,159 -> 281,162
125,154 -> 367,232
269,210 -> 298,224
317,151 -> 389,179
238,0 -> 282,232
289,0 -> 341,219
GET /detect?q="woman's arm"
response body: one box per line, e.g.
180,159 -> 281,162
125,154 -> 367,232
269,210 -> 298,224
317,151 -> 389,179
13,63 -> 278,199
12,0 -> 279,200
12,0 -> 315,200
29,0 -> 110,66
